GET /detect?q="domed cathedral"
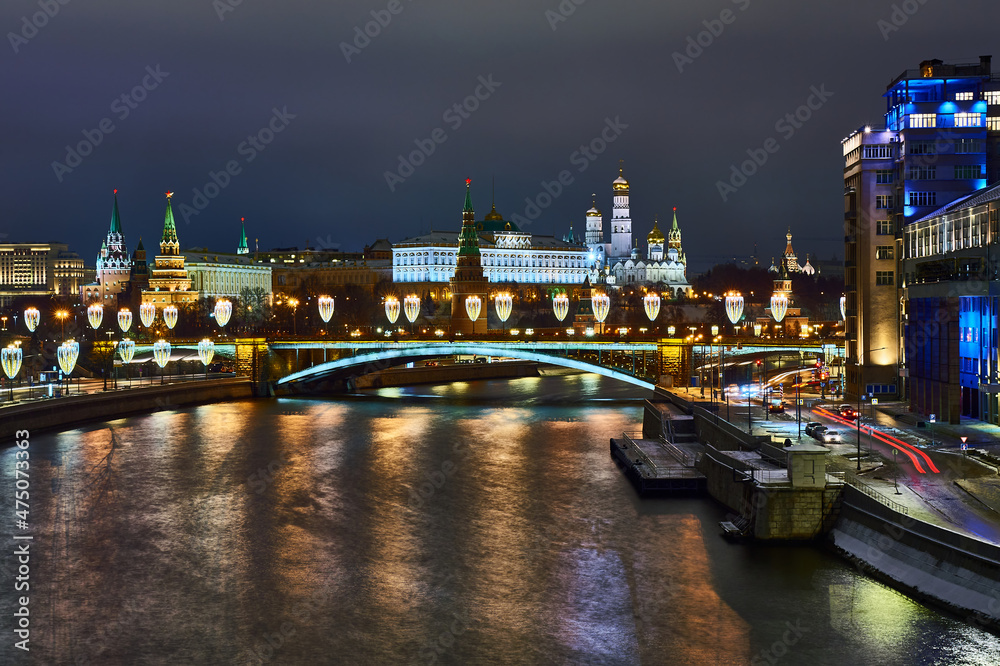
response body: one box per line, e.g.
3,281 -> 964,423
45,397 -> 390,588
608,203 -> 692,298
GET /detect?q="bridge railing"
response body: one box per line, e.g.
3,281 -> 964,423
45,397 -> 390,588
841,471 -> 909,515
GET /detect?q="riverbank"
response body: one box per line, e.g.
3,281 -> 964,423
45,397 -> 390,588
0,377 -> 253,441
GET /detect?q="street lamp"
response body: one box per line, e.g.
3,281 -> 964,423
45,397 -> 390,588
770,293 -> 788,324
118,308 -> 132,333
288,298 -> 299,335
57,339 -> 79,396
24,307 -> 40,333
318,295 -> 335,325
2,344 -> 22,401
840,294 -> 847,322
198,339 -> 215,380
87,303 -> 104,330
592,292 -> 610,334
139,302 -> 156,328
153,339 -> 171,385
725,291 -> 744,329
643,292 -> 660,322
403,295 -> 420,333
552,293 -> 569,322
214,299 -> 233,330
465,295 -> 482,334
163,306 -> 178,331
118,339 -> 135,388
385,296 -> 401,326
495,292 -> 513,334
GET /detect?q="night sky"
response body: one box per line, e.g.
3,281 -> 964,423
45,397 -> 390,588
4,0 -> 997,272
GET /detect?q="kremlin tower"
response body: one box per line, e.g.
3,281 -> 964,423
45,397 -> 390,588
142,192 -> 198,306
449,180 -> 489,335
83,189 -> 133,303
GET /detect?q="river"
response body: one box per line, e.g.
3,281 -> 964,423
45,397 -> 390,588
1,373 -> 998,665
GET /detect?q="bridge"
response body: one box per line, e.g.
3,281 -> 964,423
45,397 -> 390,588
126,337 -> 844,392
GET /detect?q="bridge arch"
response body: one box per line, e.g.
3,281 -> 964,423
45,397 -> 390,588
275,344 -> 656,390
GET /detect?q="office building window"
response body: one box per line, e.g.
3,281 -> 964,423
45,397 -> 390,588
955,92 -> 974,101
987,117 -> 1000,131
875,271 -> 894,285
906,165 -> 936,180
875,170 -> 894,184
907,141 -> 936,155
908,191 -> 937,207
954,165 -> 985,179
864,145 -> 893,159
985,91 -> 1000,106
954,112 -> 982,127
876,246 -> 894,260
955,139 -> 985,154
876,195 -> 893,209
909,114 -> 936,128
876,219 -> 894,235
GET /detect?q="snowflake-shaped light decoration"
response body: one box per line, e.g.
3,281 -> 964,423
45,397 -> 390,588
318,296 -> 335,323
725,292 -> 744,325
198,339 -> 215,367
163,305 -> 178,330
214,299 -> 232,328
24,308 -> 40,333
87,303 -> 103,329
403,295 -> 421,324
840,295 -> 847,322
385,296 -> 401,324
465,295 -> 482,322
139,302 -> 156,327
770,293 -> 789,323
643,292 -> 661,322
592,292 -> 610,324
118,308 -> 132,333
552,294 -> 569,322
1,345 -> 22,380
57,340 -> 80,375
494,292 -> 513,324
118,339 -> 135,364
152,340 -> 171,368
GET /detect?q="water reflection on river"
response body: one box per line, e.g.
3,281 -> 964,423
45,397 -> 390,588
1,374 -> 998,665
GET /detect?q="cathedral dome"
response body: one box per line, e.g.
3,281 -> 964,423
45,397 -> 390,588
647,217 -> 665,244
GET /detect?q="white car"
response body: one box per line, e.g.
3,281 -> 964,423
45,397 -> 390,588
821,430 -> 842,443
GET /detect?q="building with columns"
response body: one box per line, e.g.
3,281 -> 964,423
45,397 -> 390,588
0,242 -> 86,306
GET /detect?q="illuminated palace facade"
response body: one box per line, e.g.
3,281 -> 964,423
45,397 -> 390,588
392,197 -> 590,286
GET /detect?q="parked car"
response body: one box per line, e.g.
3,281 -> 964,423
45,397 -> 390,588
821,430 -> 842,443
810,425 -> 829,440
474,356 -> 487,364
804,422 -> 823,436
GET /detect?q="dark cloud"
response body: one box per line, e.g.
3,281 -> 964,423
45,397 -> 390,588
2,0 -> 996,271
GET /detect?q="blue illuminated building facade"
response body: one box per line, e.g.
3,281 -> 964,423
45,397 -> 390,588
903,182 -> 1000,423
843,56 -> 1000,406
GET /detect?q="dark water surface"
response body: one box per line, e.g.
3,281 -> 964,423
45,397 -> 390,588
2,374 -> 998,665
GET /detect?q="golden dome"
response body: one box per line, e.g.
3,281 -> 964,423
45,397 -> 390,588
647,217 -> 665,244
586,193 -> 601,216
484,203 -> 503,222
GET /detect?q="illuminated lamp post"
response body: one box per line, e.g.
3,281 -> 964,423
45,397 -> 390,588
163,305 -> 178,332
88,303 -> 104,330
198,339 -> 215,380
494,292 -> 513,334
592,292 -> 610,335
552,293 -> 569,323
288,298 -> 299,336
153,340 -> 171,385
214,299 -> 233,334
840,294 -> 847,322
770,292 -> 789,328
725,291 -> 744,329
2,344 -> 22,402
118,308 -> 132,334
385,296 -> 401,327
57,340 -> 79,396
465,295 -> 482,334
140,302 -> 156,328
118,339 -> 135,388
403,295 -> 420,334
644,292 -> 661,322
24,307 -> 40,333
318,295 -> 335,328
